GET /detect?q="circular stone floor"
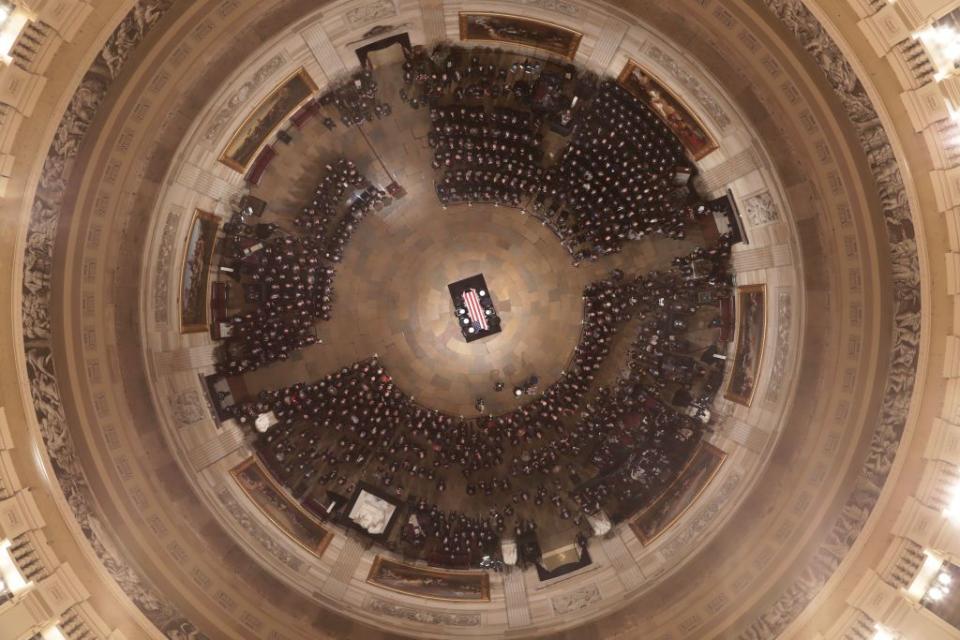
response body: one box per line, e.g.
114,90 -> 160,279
243,72 -> 698,415
328,203 -> 584,415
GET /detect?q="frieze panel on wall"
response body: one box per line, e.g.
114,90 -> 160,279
215,487 -> 305,571
362,597 -> 482,626
345,0 -> 397,26
658,472 -> 742,559
15,1 -> 925,640
764,290 -> 792,404
551,583 -> 602,614
152,210 -> 181,325
520,0 -> 581,16
202,53 -> 287,143
646,44 -> 732,129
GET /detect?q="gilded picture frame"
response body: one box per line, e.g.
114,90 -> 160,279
630,442 -> 727,545
459,12 -> 582,60
725,284 -> 767,406
218,67 -> 318,173
178,209 -> 219,334
367,556 -> 491,602
230,456 -> 333,559
617,58 -> 719,161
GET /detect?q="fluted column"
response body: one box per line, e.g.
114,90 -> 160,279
186,424 -> 245,471
723,418 -> 770,453
694,148 -> 759,194
419,0 -> 446,43
599,530 -> 643,590
322,537 -> 365,599
503,568 -> 531,627
176,161 -> 242,201
587,17 -> 628,73
299,20 -> 347,78
154,345 -> 218,374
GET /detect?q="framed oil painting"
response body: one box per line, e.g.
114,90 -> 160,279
725,284 -> 767,405
219,68 -> 318,172
367,556 -> 491,601
459,12 -> 582,60
630,443 -> 726,545
179,209 -> 219,333
231,457 -> 333,559
618,59 -> 719,161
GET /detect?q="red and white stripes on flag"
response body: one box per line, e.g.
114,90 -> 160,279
463,288 -> 489,330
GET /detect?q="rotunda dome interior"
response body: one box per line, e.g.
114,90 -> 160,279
0,1 -> 956,640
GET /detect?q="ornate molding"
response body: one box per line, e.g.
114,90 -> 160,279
152,210 -> 180,325
201,53 -> 287,143
20,1 -> 210,638
13,1 -> 925,639
520,0 -> 581,17
646,44 -> 732,130
215,487 -> 305,571
659,472 -> 743,559
551,583 -> 602,614
743,191 -> 779,227
764,289 -> 793,404
362,597 -> 482,626
345,0 -> 397,26
737,1 -> 922,637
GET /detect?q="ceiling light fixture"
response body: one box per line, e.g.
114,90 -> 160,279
872,625 -> 897,640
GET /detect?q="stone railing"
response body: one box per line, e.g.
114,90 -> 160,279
0,407 -> 128,639
10,20 -> 55,74
877,537 -> 927,590
0,0 -> 93,195
59,602 -> 127,640
784,3 -> 960,638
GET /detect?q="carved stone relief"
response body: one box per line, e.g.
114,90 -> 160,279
659,473 -> 742,559
202,53 -> 287,142
152,210 -> 180,325
520,0 -> 581,16
215,487 -> 304,571
362,597 -> 482,626
743,191 -> 779,227
551,583 -> 602,614
15,1 -> 924,639
764,290 -> 792,404
345,0 -> 397,26
169,389 -> 206,425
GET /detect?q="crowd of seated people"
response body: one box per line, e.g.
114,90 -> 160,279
568,238 -> 734,518
401,46 -> 560,108
217,159 -> 381,376
318,69 -> 392,127
407,45 -> 703,264
538,81 -> 695,261
231,236 -> 734,568
430,106 -> 545,207
325,184 -> 388,263
295,159 -> 388,263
